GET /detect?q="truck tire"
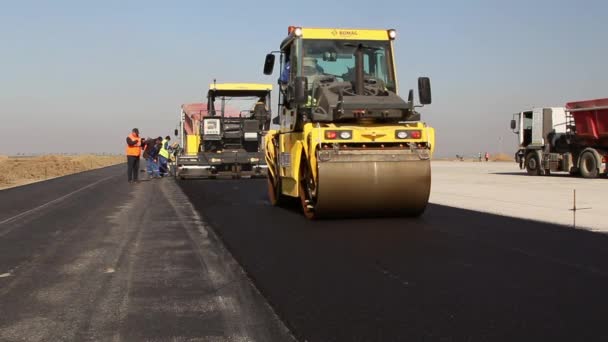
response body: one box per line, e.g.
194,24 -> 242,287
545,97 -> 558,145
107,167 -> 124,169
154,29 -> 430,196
525,152 -> 541,176
579,152 -> 599,178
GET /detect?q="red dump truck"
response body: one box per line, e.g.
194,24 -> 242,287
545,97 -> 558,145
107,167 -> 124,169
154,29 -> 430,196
511,98 -> 608,178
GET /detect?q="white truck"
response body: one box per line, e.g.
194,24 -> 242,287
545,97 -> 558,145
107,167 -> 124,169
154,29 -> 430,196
510,98 -> 608,178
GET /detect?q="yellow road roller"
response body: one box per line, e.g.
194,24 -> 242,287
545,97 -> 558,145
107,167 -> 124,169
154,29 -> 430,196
262,26 -> 435,219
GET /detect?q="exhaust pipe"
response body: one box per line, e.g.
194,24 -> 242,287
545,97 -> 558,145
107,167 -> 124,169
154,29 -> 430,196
354,44 -> 365,95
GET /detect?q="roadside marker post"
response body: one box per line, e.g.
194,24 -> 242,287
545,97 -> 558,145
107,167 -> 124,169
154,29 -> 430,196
569,189 -> 591,229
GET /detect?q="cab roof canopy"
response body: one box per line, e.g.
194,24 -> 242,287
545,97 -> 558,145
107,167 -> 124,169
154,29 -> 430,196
285,26 -> 395,41
208,83 -> 273,98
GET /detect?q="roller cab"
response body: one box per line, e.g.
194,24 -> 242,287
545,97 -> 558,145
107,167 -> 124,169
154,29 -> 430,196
263,27 -> 435,219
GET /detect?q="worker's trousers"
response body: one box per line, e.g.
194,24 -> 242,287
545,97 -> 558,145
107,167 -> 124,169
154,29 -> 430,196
146,158 -> 160,177
127,156 -> 140,182
158,156 -> 169,176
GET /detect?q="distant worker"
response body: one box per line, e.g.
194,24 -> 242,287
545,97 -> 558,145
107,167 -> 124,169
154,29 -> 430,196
279,58 -> 290,85
143,137 -> 161,178
252,99 -> 269,129
126,128 -> 142,183
516,150 -> 525,169
478,152 -> 482,162
158,135 -> 171,177
485,152 -> 490,162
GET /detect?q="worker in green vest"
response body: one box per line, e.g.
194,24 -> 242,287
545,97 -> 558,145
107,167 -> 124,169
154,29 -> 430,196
158,135 -> 171,176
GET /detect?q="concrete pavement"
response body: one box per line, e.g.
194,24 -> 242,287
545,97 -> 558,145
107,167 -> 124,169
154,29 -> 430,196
430,161 -> 608,231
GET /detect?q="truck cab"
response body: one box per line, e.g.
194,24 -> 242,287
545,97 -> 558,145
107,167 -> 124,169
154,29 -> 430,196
512,107 -> 569,150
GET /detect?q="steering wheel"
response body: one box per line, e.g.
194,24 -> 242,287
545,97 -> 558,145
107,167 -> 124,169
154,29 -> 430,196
364,85 -> 380,96
341,84 -> 380,96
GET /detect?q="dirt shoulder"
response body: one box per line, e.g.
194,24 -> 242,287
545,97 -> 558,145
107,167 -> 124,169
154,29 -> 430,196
0,154 -> 124,190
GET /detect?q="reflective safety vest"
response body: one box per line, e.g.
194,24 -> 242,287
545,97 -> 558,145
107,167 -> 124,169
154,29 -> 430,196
306,95 -> 317,108
126,133 -> 141,157
158,139 -> 169,158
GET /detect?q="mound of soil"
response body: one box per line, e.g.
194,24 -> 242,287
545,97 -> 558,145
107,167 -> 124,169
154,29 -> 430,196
0,155 -> 123,190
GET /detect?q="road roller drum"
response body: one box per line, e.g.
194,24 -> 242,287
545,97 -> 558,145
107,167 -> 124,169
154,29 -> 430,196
309,149 -> 431,218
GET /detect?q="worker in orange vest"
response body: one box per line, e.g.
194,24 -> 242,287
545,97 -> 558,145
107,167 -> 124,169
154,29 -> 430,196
126,128 -> 142,183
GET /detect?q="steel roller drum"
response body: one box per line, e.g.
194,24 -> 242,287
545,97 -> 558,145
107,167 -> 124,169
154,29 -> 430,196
313,149 -> 431,218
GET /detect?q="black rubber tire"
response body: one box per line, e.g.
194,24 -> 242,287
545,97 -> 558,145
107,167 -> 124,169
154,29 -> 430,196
298,161 -> 316,220
579,152 -> 599,178
267,175 -> 286,206
525,152 -> 541,176
267,147 -> 287,206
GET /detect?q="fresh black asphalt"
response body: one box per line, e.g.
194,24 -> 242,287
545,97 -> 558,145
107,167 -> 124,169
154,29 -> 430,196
180,178 -> 608,342
0,166 -> 292,341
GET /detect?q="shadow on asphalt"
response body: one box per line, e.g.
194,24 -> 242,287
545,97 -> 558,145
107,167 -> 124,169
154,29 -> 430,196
179,178 -> 608,342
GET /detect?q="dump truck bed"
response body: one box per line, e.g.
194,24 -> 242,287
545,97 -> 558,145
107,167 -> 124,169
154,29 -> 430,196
566,98 -> 608,141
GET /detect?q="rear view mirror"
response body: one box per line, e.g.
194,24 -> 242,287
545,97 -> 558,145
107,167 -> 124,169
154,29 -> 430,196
174,129 -> 178,137
272,116 -> 280,125
510,119 -> 516,130
293,76 -> 308,105
418,77 -> 432,105
263,54 -> 275,75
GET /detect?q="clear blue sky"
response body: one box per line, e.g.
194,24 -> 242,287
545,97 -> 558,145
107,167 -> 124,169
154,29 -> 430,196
1,0 -> 606,157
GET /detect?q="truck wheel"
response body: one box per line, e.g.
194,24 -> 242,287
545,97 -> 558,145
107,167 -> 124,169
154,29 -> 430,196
525,153 -> 541,176
579,152 -> 599,178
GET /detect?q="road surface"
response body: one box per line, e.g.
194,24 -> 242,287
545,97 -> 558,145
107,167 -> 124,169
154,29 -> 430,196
2,163 -> 608,341
0,165 -> 292,342
180,178 -> 608,342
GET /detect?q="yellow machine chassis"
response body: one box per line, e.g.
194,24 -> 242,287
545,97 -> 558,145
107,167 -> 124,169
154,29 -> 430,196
265,122 -> 435,218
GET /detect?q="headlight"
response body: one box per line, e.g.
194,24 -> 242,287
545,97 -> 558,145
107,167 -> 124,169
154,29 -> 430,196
339,131 -> 352,139
325,130 -> 353,140
396,130 -> 421,139
388,29 -> 397,40
250,157 -> 260,163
